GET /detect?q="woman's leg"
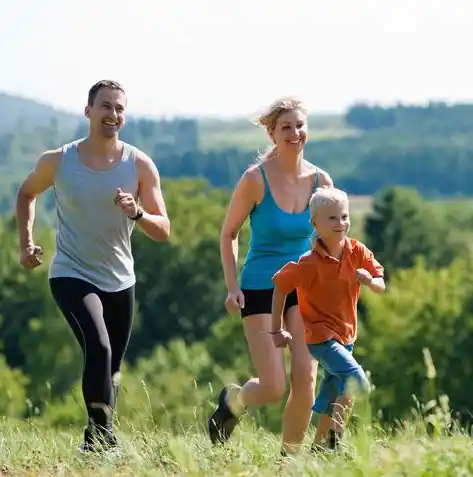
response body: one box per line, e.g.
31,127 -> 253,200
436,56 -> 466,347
208,312 -> 287,444
238,313 -> 287,405
281,305 -> 317,454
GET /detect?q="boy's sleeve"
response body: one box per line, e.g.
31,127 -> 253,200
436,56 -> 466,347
272,261 -> 303,294
360,244 -> 384,278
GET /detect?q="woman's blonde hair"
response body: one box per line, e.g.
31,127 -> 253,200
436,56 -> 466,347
253,97 -> 307,163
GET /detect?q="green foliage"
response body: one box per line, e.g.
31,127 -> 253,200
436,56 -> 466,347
3,177 -> 473,434
0,356 -> 28,417
357,257 -> 473,423
364,187 -> 446,273
345,101 -> 473,134
0,218 -> 82,408
128,179 -> 248,358
5,91 -> 473,451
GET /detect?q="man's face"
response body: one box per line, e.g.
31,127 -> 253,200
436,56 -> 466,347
86,87 -> 126,138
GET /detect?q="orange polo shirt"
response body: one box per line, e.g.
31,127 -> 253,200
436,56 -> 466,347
272,237 -> 384,345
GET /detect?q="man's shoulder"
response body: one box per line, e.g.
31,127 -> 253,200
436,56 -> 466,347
61,138 -> 82,149
123,143 -> 151,164
124,144 -> 161,180
38,145 -> 67,165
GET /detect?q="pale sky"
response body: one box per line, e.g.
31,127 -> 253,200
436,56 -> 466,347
1,0 -> 472,118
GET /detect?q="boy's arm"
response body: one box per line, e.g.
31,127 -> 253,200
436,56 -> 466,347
368,276 -> 385,293
360,244 -> 386,293
271,285 -> 287,332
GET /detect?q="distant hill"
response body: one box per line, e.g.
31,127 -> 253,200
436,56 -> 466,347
4,92 -> 473,220
0,92 -> 355,150
0,93 -> 84,136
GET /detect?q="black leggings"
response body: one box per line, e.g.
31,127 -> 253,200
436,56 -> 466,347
50,277 -> 134,412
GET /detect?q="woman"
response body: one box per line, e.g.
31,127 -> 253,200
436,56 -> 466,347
208,97 -> 333,454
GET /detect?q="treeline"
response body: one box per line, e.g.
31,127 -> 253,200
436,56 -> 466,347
2,179 -> 473,432
345,102 -> 473,134
4,101 -> 473,221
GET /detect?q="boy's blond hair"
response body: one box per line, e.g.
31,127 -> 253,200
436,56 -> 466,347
309,187 -> 349,221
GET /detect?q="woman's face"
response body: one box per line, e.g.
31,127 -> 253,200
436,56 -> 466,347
270,109 -> 308,155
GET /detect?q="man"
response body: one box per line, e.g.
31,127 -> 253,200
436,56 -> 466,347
15,80 -> 171,452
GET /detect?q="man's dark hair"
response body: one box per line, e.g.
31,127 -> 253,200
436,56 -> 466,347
87,80 -> 126,106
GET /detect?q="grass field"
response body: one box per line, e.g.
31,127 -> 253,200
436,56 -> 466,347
1,416 -> 471,476
198,115 -> 359,151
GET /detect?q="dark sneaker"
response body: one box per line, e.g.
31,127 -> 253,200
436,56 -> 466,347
208,386 -> 241,445
77,425 -> 95,454
327,429 -> 341,450
77,424 -> 120,454
77,407 -> 120,454
311,430 -> 341,455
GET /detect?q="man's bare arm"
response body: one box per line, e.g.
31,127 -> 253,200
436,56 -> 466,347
16,149 -> 60,261
135,152 -> 171,242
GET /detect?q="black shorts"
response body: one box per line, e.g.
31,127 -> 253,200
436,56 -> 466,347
240,288 -> 298,318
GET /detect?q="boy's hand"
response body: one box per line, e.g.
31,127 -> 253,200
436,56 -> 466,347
356,268 -> 373,285
270,330 -> 292,349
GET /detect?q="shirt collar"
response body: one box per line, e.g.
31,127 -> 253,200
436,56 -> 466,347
314,236 -> 352,259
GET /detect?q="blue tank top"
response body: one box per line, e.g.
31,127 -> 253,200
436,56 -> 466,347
240,165 -> 319,290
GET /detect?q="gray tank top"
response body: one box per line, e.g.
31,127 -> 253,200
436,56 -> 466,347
49,140 -> 138,292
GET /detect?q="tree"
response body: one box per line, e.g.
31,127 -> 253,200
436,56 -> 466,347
364,187 -> 445,274
358,257 -> 473,424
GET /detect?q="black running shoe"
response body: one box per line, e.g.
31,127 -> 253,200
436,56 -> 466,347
77,409 -> 120,454
310,430 -> 341,455
77,424 -> 120,454
208,387 -> 240,445
77,425 -> 95,453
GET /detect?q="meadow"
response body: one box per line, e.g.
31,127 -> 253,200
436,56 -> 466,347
1,411 -> 471,476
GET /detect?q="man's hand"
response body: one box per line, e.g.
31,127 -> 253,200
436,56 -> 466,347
20,244 -> 43,269
115,188 -> 139,218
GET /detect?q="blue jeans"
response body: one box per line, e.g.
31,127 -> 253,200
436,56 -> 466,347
307,339 -> 371,415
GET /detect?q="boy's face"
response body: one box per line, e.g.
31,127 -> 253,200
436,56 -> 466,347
312,200 -> 350,242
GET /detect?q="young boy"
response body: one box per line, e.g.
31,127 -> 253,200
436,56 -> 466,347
270,187 -> 386,452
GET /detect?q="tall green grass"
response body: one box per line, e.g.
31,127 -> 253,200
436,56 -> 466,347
0,348 -> 470,476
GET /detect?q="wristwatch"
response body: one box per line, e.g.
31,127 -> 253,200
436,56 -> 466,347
129,207 -> 144,221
